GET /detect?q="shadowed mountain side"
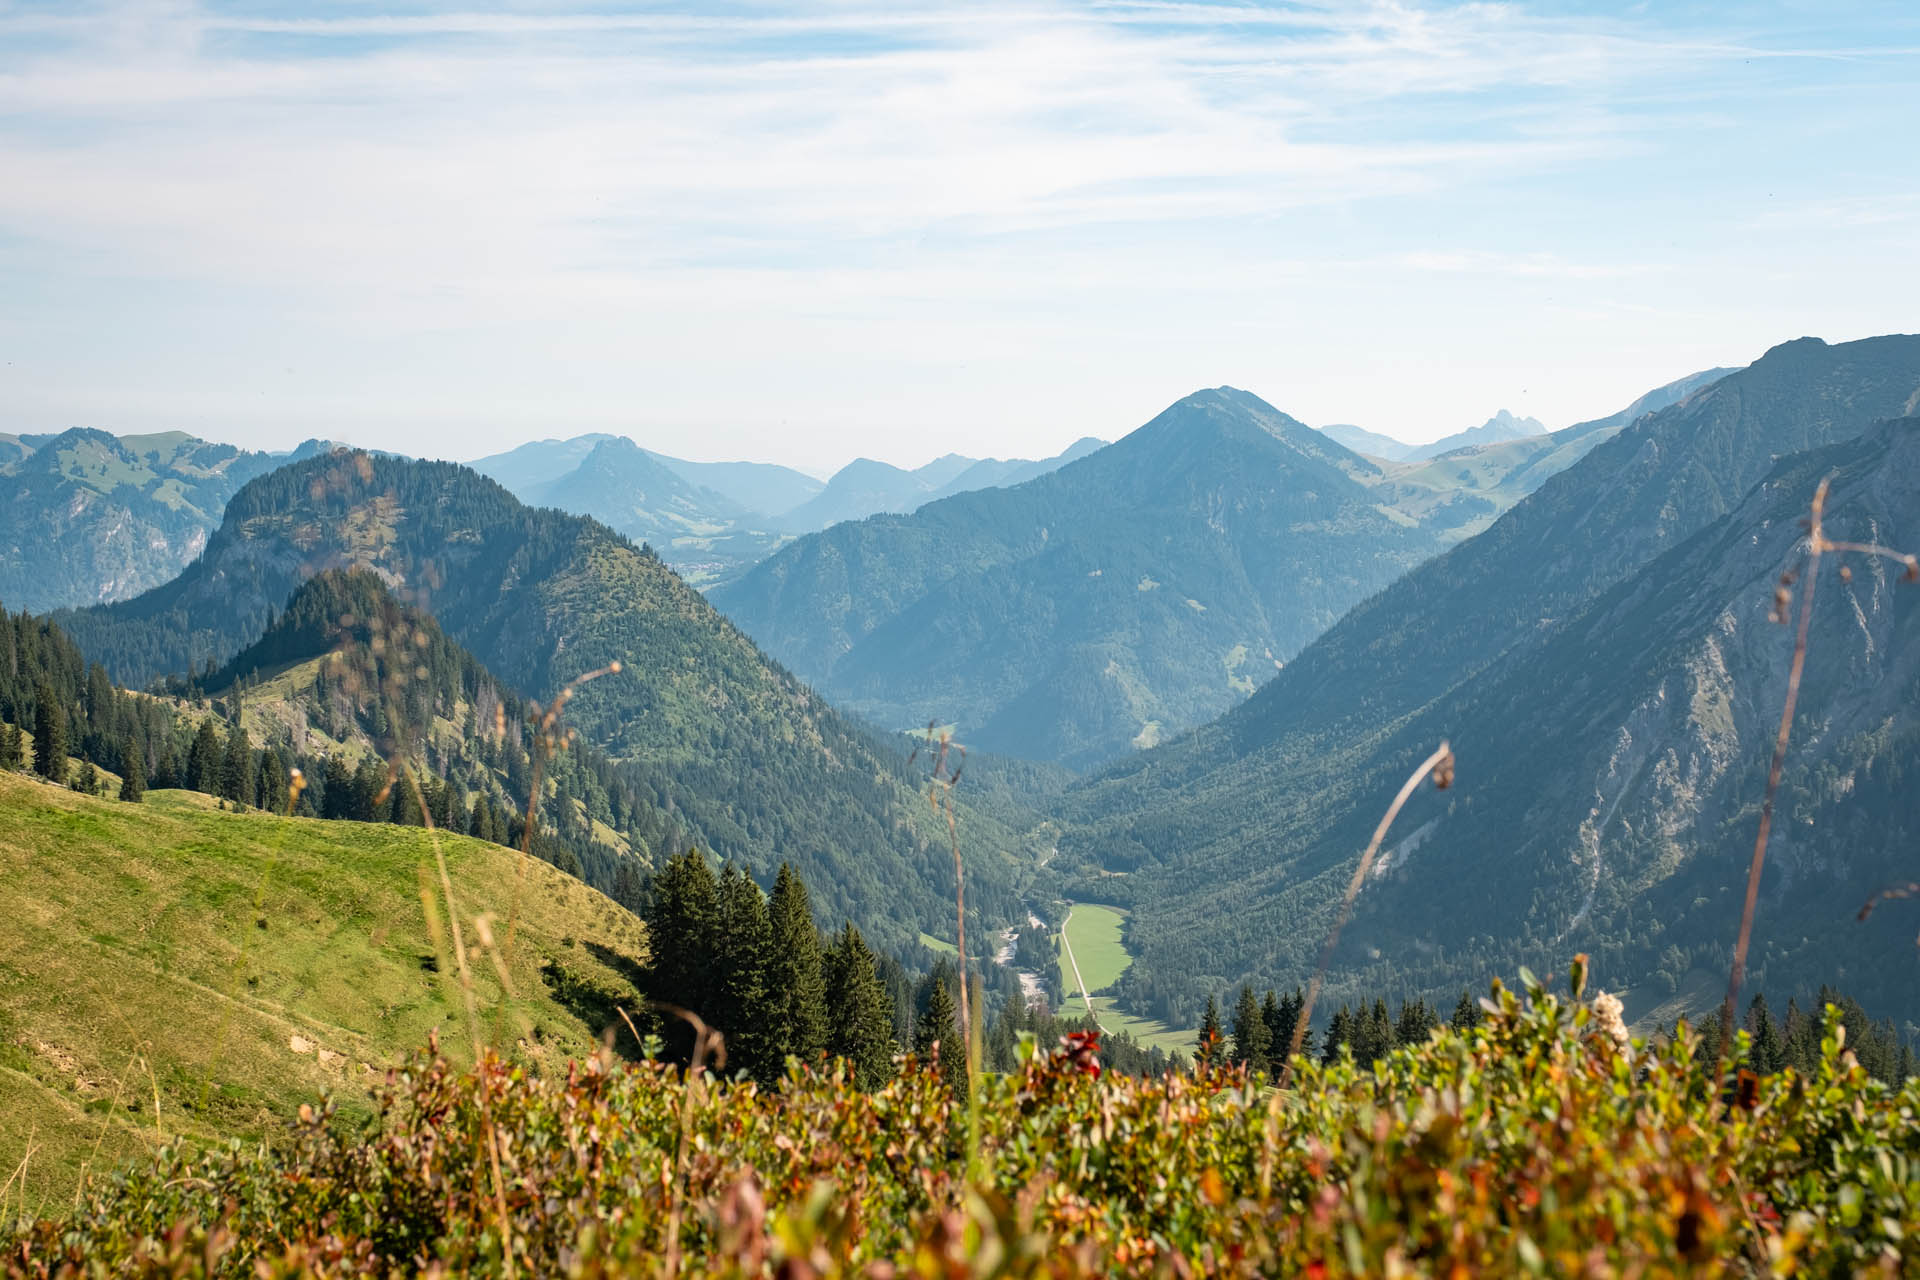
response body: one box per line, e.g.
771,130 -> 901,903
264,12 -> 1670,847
714,387 -> 1448,767
1055,334 -> 1920,1026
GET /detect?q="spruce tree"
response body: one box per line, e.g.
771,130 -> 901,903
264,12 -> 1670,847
71,760 -> 99,795
913,960 -> 964,1090
1395,998 -> 1438,1047
322,755 -> 354,819
1195,994 -> 1225,1068
1450,989 -> 1482,1032
33,682 -> 66,784
257,747 -> 289,814
0,721 -> 22,770
644,850 -> 720,1064
1266,987 -> 1309,1065
220,725 -> 255,808
765,863 -> 829,1069
823,923 -> 897,1090
1747,994 -> 1786,1074
118,734 -> 145,802
186,718 -> 222,793
714,865 -> 776,1082
1322,1005 -> 1354,1065
1230,984 -> 1271,1074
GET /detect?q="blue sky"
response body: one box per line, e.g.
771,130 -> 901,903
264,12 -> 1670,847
1,1 -> 1916,470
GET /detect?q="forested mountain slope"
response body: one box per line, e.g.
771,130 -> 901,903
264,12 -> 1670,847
1057,335 -> 1920,1026
54,452 -> 1037,953
713,388 -> 1454,767
0,429 -> 330,613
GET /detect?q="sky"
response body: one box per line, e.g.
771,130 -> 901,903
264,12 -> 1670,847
1,2 -> 1917,472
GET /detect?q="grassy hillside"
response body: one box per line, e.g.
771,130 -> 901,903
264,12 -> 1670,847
0,770 -> 646,1205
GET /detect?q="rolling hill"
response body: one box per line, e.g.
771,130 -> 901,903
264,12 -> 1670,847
0,768 -> 648,1191
1054,334 -> 1920,1027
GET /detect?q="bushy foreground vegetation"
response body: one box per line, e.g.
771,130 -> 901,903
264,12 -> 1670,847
8,964 -> 1916,1276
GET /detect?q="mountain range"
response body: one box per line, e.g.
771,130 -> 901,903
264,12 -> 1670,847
469,435 -> 1105,587
1053,334 -> 1920,1026
1317,408 -> 1546,463
0,429 -> 337,614
53,451 -> 1040,955
711,373 -> 1733,769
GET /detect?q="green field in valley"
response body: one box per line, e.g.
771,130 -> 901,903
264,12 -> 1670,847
0,769 -> 647,1207
1056,904 -> 1193,1054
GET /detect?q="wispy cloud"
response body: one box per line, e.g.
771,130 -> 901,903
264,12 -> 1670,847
0,1 -> 1916,462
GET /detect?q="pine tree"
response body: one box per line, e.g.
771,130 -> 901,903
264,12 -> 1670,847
823,923 -> 897,1090
1230,984 -> 1271,1074
0,721 -> 22,770
186,718 -> 222,793
644,850 -> 720,1065
1195,994 -> 1225,1069
765,863 -> 829,1070
118,734 -> 145,802
220,724 -> 255,808
714,866 -> 777,1082
33,682 -> 66,784
71,760 -> 99,795
913,960 -> 964,1090
1450,990 -> 1482,1033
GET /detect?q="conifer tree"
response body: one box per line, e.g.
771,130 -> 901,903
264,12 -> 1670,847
1322,1005 -> 1355,1065
1747,994 -> 1786,1074
186,718 -> 222,793
71,760 -> 99,795
823,922 -> 897,1090
1395,998 -> 1438,1047
1450,990 -> 1482,1032
714,865 -> 776,1082
33,682 -> 66,784
913,959 -> 964,1090
1195,994 -> 1225,1068
1230,984 -> 1271,1073
220,724 -> 255,808
321,755 -> 353,819
257,747 -> 289,814
1266,987 -> 1310,1064
118,734 -> 144,802
1355,998 -> 1394,1066
0,721 -> 22,770
765,863 -> 829,1069
644,850 -> 720,1064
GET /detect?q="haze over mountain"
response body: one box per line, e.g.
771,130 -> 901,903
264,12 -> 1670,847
1360,367 -> 1739,543
469,433 -> 1107,585
1054,334 -> 1920,1026
1316,423 -> 1413,461
0,429 -> 337,614
54,451 -> 1039,954
1403,409 -> 1547,460
714,388 -> 1455,767
774,438 -> 1106,533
